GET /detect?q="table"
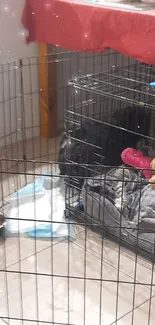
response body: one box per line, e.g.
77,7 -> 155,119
22,0 -> 155,64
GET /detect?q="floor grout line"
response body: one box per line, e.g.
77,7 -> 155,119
2,227 -> 155,293
1,227 -> 155,324
0,317 -> 9,325
68,230 -> 155,293
2,227 -> 83,271
109,292 -> 155,325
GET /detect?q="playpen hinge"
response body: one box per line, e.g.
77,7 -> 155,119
19,59 -> 23,68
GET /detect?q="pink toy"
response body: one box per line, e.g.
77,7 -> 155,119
121,148 -> 152,178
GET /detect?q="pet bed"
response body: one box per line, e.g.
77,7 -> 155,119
81,167 -> 155,260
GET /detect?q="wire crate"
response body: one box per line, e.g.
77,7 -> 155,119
70,63 -> 155,107
1,48 -> 155,325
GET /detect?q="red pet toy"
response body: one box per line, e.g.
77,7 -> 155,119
121,148 -> 152,178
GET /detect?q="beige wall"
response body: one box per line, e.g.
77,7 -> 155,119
0,0 -> 40,148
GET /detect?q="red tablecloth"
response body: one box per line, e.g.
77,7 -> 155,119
22,0 -> 155,64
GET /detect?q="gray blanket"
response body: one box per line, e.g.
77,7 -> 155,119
85,167 -> 155,231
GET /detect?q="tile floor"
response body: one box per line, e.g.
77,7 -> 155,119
0,137 -> 155,325
0,228 -> 155,325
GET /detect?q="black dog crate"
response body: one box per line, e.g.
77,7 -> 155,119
60,55 -> 155,261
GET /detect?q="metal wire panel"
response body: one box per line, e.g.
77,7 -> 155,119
0,49 -> 155,325
70,63 -> 155,108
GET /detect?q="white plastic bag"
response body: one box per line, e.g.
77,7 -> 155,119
4,172 -> 75,240
5,191 -> 51,234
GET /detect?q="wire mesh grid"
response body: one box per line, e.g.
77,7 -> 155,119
1,160 -> 155,325
1,49 -> 155,325
70,63 -> 155,108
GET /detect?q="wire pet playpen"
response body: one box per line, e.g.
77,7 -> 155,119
1,48 -> 155,325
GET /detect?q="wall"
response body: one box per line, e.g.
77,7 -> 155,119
0,0 -> 40,150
